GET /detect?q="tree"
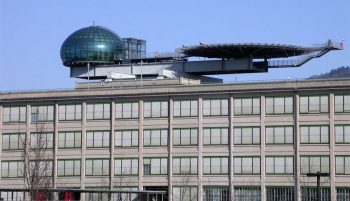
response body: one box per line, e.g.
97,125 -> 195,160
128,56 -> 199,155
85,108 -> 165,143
21,123 -> 53,201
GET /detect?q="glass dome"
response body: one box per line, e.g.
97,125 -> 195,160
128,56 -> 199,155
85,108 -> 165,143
60,26 -> 124,67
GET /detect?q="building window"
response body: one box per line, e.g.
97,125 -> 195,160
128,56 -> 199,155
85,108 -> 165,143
335,125 -> 350,144
300,95 -> 328,114
1,161 -> 24,178
234,156 -> 260,175
234,127 -> 260,145
115,130 -> 139,147
203,98 -> 228,116
58,104 -> 81,121
116,102 -> 139,119
86,131 -> 110,148
174,100 -> 198,117
266,187 -> 294,201
86,103 -> 110,120
203,156 -> 228,175
2,133 -> 25,150
114,187 -> 138,201
203,128 -> 228,145
57,159 -> 81,177
203,187 -> 229,201
266,156 -> 293,174
29,160 -> 52,176
234,187 -> 261,201
30,133 -> 53,149
114,158 -> 138,175
234,97 -> 260,115
266,126 -> 293,144
300,125 -> 329,144
58,131 -> 81,148
173,157 -> 197,175
173,186 -> 198,201
85,187 -> 109,201
31,105 -> 54,122
173,128 -> 197,146
2,106 -> 26,123
301,187 -> 330,201
143,158 -> 168,175
144,129 -> 168,147
337,188 -> 350,201
300,156 -> 329,174
266,96 -> 293,115
336,156 -> 350,175
144,100 -> 168,118
0,191 -> 24,201
85,159 -> 109,176
335,94 -> 350,113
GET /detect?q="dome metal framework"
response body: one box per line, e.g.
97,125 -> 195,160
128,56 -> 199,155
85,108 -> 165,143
60,26 -> 124,67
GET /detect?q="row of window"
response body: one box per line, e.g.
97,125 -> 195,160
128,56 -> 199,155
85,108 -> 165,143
3,125 -> 350,150
3,186 -> 349,201
3,155 -> 345,178
2,94 -> 349,122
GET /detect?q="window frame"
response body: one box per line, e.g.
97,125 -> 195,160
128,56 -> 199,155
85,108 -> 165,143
114,158 -> 139,176
300,125 -> 329,144
203,127 -> 229,146
233,97 -> 261,116
233,156 -> 261,175
335,124 -> 350,144
2,133 -> 25,150
86,131 -> 110,148
31,105 -> 54,122
2,106 -> 26,123
173,128 -> 198,146
265,156 -> 294,175
202,98 -> 229,116
143,129 -> 168,147
143,100 -> 168,118
299,95 -> 329,114
173,99 -> 198,117
203,156 -> 229,175
86,103 -> 110,120
265,125 -> 294,145
234,127 -> 260,145
57,159 -> 81,177
115,130 -> 139,148
172,157 -> 198,175
85,158 -> 110,176
265,96 -> 294,115
115,101 -> 139,119
1,160 -> 24,178
30,132 -> 54,149
58,131 -> 82,149
58,104 -> 82,121
334,94 -> 350,113
300,155 -> 330,175
335,155 -> 350,175
143,157 -> 168,175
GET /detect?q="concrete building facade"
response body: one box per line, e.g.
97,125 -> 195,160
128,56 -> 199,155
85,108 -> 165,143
0,78 -> 350,201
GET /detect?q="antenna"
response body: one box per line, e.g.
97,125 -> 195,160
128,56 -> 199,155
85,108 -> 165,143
93,20 -> 95,26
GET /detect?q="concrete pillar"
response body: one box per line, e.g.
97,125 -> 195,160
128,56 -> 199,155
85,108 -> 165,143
229,96 -> 234,200
198,97 -> 203,201
110,101 -> 115,189
294,94 -> 301,201
81,102 -> 86,199
138,100 -> 144,191
260,96 -> 266,201
53,103 -> 58,189
168,97 -> 173,201
329,93 -> 336,201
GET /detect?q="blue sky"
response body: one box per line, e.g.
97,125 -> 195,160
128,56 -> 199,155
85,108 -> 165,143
0,0 -> 349,91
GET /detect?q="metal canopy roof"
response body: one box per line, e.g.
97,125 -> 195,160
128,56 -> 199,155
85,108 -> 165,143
176,43 -> 315,59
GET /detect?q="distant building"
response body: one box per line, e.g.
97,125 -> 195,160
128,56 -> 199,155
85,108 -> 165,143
0,26 -> 348,201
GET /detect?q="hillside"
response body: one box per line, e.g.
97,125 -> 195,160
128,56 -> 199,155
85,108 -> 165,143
309,66 -> 350,79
